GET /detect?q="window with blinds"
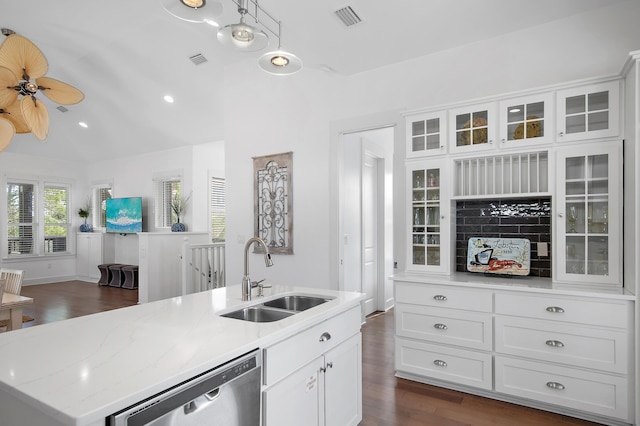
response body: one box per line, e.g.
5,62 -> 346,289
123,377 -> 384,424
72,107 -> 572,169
6,179 -> 70,256
92,186 -> 112,228
155,179 -> 181,228
210,177 -> 225,242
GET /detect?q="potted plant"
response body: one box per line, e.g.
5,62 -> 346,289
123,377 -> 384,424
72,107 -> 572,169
170,192 -> 191,232
78,198 -> 93,232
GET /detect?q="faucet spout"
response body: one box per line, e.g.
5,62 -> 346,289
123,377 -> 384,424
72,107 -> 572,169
242,237 -> 273,301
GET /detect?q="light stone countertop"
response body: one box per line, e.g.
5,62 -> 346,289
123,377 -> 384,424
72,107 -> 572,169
0,284 -> 365,426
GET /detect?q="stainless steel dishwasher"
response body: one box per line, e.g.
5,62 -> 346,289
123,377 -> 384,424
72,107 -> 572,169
109,349 -> 261,426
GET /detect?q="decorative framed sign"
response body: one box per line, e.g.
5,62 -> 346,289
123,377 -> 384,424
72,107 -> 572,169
253,152 -> 293,254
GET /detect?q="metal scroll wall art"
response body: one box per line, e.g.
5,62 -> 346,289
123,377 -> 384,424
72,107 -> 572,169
253,152 -> 293,254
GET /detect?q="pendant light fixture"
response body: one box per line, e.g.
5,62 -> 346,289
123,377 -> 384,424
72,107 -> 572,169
258,22 -> 302,75
217,0 -> 268,52
161,0 -> 224,25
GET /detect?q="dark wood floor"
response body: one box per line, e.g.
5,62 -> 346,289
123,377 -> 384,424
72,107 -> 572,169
15,281 -> 599,425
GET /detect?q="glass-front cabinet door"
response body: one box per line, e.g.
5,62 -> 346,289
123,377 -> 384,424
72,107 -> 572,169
499,92 -> 553,147
555,142 -> 622,286
556,80 -> 620,143
449,102 -> 496,154
405,111 -> 447,158
407,160 -> 450,274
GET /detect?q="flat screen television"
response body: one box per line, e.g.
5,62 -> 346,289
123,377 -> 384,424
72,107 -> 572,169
105,197 -> 143,234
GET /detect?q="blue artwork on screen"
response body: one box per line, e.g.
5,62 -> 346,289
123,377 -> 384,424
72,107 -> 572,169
106,197 -> 143,234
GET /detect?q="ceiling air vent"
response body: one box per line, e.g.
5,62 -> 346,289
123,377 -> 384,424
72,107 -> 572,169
189,53 -> 208,65
334,6 -> 362,27
56,106 -> 69,113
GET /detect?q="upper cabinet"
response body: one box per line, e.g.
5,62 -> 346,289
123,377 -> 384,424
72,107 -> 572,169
406,111 -> 447,158
449,102 -> 497,154
556,80 -> 620,142
499,92 -> 554,148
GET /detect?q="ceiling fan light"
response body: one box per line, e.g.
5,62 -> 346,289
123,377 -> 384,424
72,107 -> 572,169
258,50 -> 303,75
161,0 -> 223,23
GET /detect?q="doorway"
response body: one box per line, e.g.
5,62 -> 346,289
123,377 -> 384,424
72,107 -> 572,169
339,126 -> 394,315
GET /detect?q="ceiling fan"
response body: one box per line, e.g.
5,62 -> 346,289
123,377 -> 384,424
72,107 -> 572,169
0,30 -> 84,152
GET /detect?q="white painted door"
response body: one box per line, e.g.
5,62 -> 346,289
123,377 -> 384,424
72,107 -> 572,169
362,152 -> 379,316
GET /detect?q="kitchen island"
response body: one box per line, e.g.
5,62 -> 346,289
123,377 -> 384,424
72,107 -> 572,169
0,284 -> 365,426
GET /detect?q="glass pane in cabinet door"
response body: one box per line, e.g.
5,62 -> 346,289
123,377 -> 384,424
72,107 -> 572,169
456,113 -> 471,146
426,118 -> 440,134
426,134 -> 440,150
413,246 -> 425,265
412,120 -> 425,136
413,207 -> 424,226
413,188 -> 425,202
412,136 -> 425,152
566,95 -> 586,115
565,157 -> 585,180
566,202 -> 585,234
412,170 -> 425,189
588,154 -> 608,179
566,236 -> 586,274
587,236 -> 608,276
588,111 -> 608,131
588,91 -> 608,112
427,247 -> 440,266
566,115 -> 586,134
507,104 -> 525,123
587,200 -> 608,234
426,169 -> 439,187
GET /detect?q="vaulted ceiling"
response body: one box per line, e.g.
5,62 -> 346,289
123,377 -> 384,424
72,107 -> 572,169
0,0 -> 629,162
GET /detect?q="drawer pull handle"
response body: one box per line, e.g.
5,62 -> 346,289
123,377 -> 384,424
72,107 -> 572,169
434,323 -> 448,330
433,359 -> 447,367
319,332 -> 332,342
546,306 -> 565,313
433,295 -> 447,301
546,382 -> 565,390
546,340 -> 565,348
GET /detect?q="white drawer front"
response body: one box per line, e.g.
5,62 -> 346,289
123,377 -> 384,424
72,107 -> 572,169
395,337 -> 492,390
495,293 -> 630,328
495,356 -> 629,421
396,282 -> 492,312
495,316 -> 629,374
264,306 -> 361,385
396,304 -> 492,350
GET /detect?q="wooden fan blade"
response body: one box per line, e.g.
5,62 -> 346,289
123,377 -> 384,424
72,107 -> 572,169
0,34 -> 48,80
36,77 -> 84,105
2,100 -> 30,133
0,66 -> 18,108
21,96 -> 49,140
0,117 -> 16,152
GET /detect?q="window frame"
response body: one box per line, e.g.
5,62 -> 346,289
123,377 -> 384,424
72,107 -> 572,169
154,174 -> 182,229
4,174 -> 73,259
210,176 -> 225,242
91,184 -> 112,230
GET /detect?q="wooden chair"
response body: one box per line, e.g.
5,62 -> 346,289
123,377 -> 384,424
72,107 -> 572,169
0,269 -> 24,330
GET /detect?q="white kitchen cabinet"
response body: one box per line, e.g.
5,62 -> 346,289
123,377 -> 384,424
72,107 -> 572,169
499,92 -> 554,148
405,111 -> 447,158
556,80 -> 620,142
406,159 -> 450,274
393,278 -> 635,425
449,102 -> 497,154
76,232 -> 114,281
263,306 -> 362,426
554,141 -> 623,286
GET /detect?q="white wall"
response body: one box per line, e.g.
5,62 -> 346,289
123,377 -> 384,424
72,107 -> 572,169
223,1 -> 640,291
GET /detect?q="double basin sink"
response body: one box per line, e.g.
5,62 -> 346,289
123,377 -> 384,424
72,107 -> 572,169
221,295 -> 333,322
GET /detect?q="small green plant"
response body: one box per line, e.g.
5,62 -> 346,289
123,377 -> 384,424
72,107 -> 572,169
77,198 -> 91,219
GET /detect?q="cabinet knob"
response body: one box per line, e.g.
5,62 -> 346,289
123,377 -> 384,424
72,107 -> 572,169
546,340 -> 565,348
433,359 -> 447,367
433,323 -> 448,330
546,381 -> 565,390
558,212 -> 564,218
546,306 -> 565,313
319,332 -> 332,342
433,295 -> 447,301
501,138 -> 506,143
559,132 -> 565,137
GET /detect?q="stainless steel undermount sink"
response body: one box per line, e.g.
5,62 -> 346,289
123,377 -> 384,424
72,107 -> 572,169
262,295 -> 332,312
221,294 -> 334,322
221,306 -> 294,322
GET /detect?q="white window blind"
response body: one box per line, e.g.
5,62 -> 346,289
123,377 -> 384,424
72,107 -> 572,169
210,177 -> 225,242
155,179 -> 181,228
7,181 -> 36,255
43,184 -> 69,253
92,186 -> 112,228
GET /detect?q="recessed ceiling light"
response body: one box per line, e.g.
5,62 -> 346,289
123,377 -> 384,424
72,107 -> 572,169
78,122 -> 88,128
164,95 -> 174,103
